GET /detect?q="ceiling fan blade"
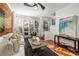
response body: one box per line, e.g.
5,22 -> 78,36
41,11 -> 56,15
38,3 -> 45,10
24,3 -> 33,7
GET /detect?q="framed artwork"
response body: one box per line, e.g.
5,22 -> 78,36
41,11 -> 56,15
0,8 -> 5,32
59,16 -> 77,38
43,20 -> 49,31
35,20 -> 39,33
52,19 -> 55,25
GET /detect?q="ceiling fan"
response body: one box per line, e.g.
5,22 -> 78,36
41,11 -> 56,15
24,3 -> 45,10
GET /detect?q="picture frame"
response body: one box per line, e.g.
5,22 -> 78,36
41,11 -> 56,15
43,20 -> 49,31
0,8 -> 5,32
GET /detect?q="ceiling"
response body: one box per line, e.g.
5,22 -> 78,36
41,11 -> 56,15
9,3 -> 70,17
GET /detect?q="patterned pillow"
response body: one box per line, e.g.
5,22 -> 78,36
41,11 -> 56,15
10,34 -> 18,39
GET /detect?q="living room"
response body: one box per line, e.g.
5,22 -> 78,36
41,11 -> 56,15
0,3 -> 79,56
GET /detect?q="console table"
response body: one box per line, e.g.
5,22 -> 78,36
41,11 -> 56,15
54,35 -> 79,52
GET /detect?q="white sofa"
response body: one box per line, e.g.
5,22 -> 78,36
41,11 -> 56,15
0,33 -> 20,56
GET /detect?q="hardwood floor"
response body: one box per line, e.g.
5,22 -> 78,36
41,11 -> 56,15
45,40 -> 79,56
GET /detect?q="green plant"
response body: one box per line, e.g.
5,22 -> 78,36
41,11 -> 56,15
31,31 -> 37,36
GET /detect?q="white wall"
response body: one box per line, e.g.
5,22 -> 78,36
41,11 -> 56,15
56,4 -> 79,19
13,12 -> 23,32
41,17 -> 52,40
77,16 -> 79,38
38,17 -> 44,37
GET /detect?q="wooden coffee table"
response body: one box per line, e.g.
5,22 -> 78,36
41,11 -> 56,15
28,39 -> 46,49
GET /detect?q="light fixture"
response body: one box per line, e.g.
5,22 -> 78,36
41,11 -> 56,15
33,5 -> 38,10
24,3 -> 45,10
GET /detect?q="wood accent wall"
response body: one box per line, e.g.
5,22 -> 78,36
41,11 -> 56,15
0,3 -> 12,36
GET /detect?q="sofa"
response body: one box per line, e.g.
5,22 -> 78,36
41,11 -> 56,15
0,33 -> 21,56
